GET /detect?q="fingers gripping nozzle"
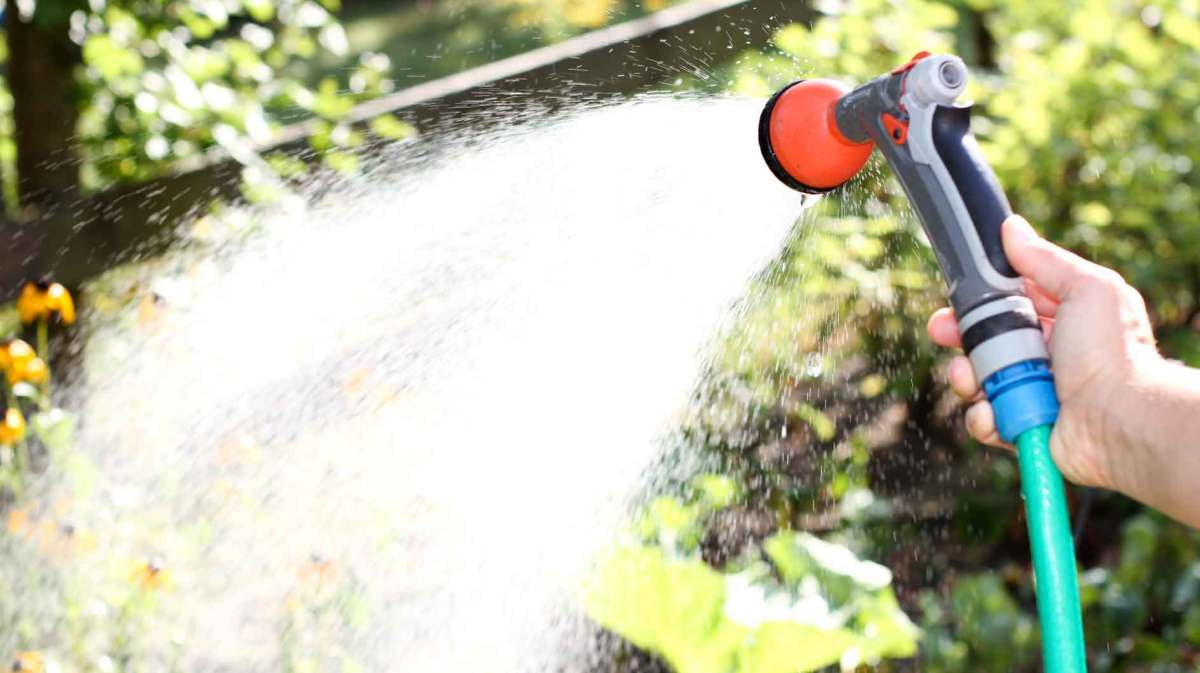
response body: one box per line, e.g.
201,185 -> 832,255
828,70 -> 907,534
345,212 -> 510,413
759,52 -> 1059,441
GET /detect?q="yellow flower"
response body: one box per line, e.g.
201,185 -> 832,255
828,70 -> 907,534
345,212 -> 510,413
34,520 -> 97,560
0,408 -> 26,445
8,357 -> 47,386
46,284 -> 75,324
5,508 -> 30,536
299,554 -> 338,588
0,340 -> 46,387
16,284 -> 45,325
11,651 -> 43,673
131,558 -> 173,592
16,280 -> 75,325
0,339 -> 35,372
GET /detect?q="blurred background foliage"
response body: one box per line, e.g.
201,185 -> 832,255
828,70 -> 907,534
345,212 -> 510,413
0,0 -> 684,210
3,0 -> 1200,672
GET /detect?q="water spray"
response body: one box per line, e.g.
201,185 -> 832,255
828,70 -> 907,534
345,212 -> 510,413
758,53 -> 1087,672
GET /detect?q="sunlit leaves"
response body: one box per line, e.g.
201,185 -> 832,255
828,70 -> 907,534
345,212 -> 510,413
368,114 -> 415,141
242,0 -> 274,23
965,0 -> 1200,328
635,474 -> 732,553
736,622 -> 858,673
587,531 -> 918,673
693,474 -> 738,510
265,152 -> 309,179
790,404 -> 834,442
83,34 -> 144,82
30,409 -> 77,456
74,0 -> 409,190
588,546 -> 739,673
307,78 -> 355,120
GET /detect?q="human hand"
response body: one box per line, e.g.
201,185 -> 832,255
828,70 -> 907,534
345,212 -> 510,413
925,215 -> 1161,494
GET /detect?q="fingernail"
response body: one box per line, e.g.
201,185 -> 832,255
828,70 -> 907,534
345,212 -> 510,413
1006,215 -> 1037,243
965,403 -> 994,439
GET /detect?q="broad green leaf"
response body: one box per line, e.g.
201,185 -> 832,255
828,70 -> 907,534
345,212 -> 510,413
739,621 -> 859,673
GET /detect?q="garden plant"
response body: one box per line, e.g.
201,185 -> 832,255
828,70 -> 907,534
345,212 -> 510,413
4,1 -> 1200,673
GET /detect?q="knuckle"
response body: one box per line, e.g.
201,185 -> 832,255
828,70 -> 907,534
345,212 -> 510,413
1120,284 -> 1148,310
1095,268 -> 1127,291
1079,267 -> 1128,300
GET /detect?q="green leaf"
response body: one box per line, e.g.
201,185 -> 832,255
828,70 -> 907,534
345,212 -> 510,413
858,374 -> 886,398
1183,604 -> 1200,645
949,574 -> 1038,670
739,621 -> 858,673
586,538 -> 915,673
765,532 -> 893,598
586,546 -> 737,673
179,8 -> 217,40
242,0 -> 275,22
791,404 -> 834,441
854,590 -> 920,660
322,149 -> 359,174
772,24 -> 811,57
265,153 -> 309,179
368,115 -> 416,141
693,474 -> 738,510
30,409 -> 76,455
83,34 -> 144,81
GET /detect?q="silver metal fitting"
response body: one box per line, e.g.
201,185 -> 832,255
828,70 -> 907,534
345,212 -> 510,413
907,55 -> 967,107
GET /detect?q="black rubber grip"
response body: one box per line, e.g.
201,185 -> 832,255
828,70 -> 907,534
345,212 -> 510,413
961,310 -> 1039,353
931,105 -> 1017,278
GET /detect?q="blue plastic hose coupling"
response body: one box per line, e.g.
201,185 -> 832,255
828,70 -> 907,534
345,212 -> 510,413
982,359 -> 1060,443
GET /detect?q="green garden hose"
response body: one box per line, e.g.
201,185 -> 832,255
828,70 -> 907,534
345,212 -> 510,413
1016,424 -> 1087,673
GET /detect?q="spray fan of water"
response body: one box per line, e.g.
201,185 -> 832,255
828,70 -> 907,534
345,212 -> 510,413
37,95 -> 810,672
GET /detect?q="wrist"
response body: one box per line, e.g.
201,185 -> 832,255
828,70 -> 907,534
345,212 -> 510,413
1107,355 -> 1200,524
1100,353 -> 1164,495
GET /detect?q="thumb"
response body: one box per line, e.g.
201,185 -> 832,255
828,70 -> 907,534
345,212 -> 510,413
1001,215 -> 1091,300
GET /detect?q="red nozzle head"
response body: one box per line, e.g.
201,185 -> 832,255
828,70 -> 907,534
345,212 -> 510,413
758,79 -> 874,194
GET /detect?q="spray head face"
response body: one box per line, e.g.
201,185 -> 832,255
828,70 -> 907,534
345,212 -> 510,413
757,79 -> 873,194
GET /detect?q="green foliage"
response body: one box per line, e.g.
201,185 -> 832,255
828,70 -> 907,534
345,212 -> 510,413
68,0 -> 407,190
688,201 -> 942,534
919,574 -> 1039,672
722,0 -> 959,99
978,0 -> 1200,330
19,0 -> 688,198
322,0 -> 686,93
586,476 -> 918,673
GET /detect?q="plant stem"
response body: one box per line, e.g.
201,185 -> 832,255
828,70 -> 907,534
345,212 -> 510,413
36,317 -> 50,408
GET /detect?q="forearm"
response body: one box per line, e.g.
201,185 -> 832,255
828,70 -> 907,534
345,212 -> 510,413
1114,357 -> 1200,528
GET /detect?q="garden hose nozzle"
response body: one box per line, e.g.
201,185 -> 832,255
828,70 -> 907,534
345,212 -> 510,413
759,53 -> 1088,673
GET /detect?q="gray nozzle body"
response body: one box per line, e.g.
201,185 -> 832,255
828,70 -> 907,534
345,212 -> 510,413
831,54 -> 1047,382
